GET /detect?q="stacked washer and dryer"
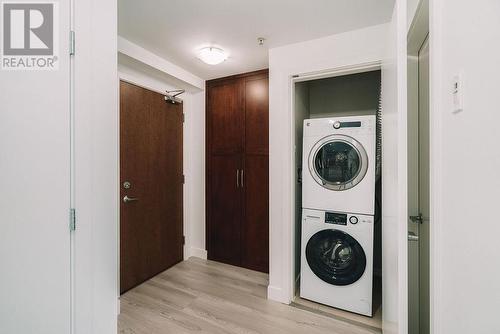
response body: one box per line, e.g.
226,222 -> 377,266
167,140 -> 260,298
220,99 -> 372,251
300,115 -> 376,317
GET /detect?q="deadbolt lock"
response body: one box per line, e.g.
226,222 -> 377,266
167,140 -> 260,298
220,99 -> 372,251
123,181 -> 131,189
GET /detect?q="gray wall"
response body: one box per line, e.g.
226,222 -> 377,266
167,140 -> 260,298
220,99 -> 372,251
308,70 -> 381,118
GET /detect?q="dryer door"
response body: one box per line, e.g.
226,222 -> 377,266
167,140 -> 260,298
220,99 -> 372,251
306,229 -> 366,286
309,135 -> 368,191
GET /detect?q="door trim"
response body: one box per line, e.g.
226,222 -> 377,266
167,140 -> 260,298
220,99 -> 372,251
428,0 -> 444,332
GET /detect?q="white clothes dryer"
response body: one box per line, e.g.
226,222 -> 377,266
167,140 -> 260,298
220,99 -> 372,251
302,116 -> 376,215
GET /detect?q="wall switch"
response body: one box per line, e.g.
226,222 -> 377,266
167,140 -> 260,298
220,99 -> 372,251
452,72 -> 464,113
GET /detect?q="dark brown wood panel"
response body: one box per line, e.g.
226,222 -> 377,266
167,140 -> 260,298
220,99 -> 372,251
242,154 -> 269,273
245,77 -> 269,155
207,80 -> 243,155
208,154 -> 242,267
120,81 -> 183,294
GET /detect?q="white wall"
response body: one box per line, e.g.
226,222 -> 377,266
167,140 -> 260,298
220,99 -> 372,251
118,36 -> 204,91
268,23 -> 389,303
407,0 -> 421,30
430,1 -> 500,333
117,43 -> 207,261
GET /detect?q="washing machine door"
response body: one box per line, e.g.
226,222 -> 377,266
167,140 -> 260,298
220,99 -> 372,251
306,229 -> 366,286
309,135 -> 368,191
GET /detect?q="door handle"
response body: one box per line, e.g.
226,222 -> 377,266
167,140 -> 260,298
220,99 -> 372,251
123,195 -> 139,203
240,169 -> 244,187
408,231 -> 419,242
236,169 -> 240,188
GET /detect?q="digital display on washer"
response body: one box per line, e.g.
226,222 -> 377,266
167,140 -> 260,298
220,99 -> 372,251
325,212 -> 347,225
340,121 -> 362,128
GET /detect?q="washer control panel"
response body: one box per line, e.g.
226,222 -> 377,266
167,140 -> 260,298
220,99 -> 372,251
322,212 -> 371,226
325,212 -> 347,226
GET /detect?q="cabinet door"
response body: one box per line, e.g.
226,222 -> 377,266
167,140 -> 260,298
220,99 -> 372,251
207,80 -> 243,155
241,74 -> 269,272
242,154 -> 269,273
208,155 -> 242,266
245,76 -> 269,155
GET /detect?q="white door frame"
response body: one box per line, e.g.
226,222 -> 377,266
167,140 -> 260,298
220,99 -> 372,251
427,0 -> 443,332
73,0 -> 119,332
381,1 -> 409,332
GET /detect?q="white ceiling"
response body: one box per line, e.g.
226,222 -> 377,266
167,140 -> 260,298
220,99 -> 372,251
119,0 -> 395,80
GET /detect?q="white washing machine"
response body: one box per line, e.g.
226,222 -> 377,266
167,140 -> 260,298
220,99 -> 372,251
300,208 -> 373,316
302,116 -> 376,215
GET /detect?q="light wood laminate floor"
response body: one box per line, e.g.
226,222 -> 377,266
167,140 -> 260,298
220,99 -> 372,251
118,258 -> 381,334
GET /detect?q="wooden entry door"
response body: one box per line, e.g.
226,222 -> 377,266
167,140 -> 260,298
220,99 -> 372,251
120,81 -> 184,294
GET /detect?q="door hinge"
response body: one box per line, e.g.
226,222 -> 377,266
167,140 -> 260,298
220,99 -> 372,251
182,113 -> 185,123
182,236 -> 185,245
69,208 -> 76,231
409,214 -> 423,224
182,174 -> 185,184
69,30 -> 75,56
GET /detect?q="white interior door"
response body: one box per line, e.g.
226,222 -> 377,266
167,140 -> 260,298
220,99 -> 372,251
0,2 -> 72,333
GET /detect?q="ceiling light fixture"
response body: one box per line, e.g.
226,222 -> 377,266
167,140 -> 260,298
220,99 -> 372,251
197,47 -> 227,65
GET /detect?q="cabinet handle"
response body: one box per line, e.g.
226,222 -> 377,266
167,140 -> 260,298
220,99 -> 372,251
236,169 -> 240,188
240,169 -> 244,187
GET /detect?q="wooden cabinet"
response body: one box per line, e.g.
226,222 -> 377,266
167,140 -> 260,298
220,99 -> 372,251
206,70 -> 269,273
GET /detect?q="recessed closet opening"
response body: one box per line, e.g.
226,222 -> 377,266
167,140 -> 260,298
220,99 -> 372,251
291,67 -> 383,327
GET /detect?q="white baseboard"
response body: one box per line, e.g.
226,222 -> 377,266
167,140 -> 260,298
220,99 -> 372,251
267,285 -> 291,304
189,247 -> 207,260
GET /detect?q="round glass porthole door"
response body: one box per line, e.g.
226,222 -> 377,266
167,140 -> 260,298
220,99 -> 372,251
306,229 -> 366,286
309,135 -> 368,191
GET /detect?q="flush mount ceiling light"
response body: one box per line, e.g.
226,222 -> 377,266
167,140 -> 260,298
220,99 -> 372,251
197,47 -> 227,65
